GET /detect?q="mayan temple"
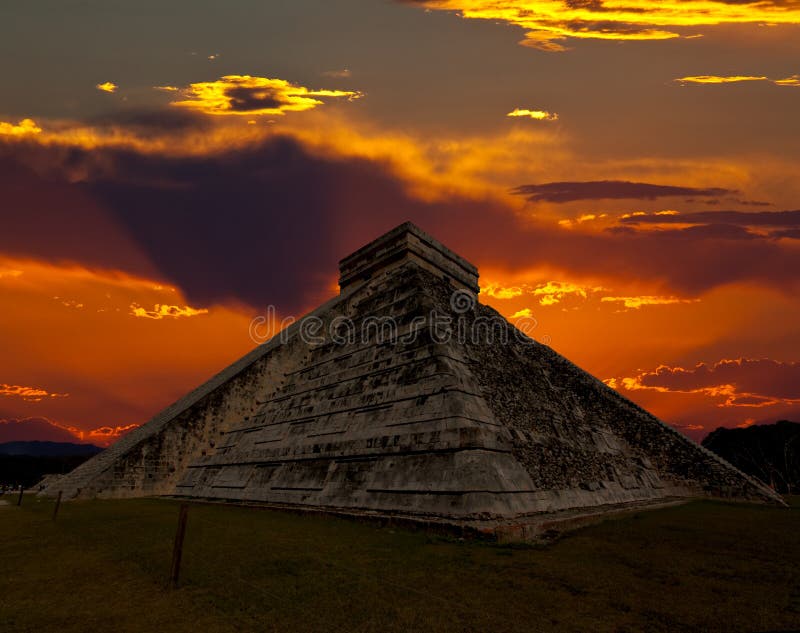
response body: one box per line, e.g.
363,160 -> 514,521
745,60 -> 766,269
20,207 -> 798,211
43,222 -> 782,537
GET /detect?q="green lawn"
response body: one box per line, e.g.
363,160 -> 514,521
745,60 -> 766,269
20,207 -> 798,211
1,496 -> 798,632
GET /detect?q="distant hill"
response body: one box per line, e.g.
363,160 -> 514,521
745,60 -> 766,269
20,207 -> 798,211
0,441 -> 103,457
702,421 -> 800,494
0,441 -> 103,490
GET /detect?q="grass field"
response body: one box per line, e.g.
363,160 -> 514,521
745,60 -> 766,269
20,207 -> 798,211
1,496 -> 799,632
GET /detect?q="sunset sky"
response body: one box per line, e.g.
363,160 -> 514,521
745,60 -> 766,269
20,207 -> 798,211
1,0 -> 799,446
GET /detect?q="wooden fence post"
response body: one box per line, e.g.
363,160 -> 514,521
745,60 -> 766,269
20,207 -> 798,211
170,504 -> 190,589
52,491 -> 63,522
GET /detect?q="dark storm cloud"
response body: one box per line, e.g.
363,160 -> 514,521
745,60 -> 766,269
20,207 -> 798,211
512,180 -> 735,203
0,155 -> 157,274
2,130 -> 800,310
0,133 -> 518,313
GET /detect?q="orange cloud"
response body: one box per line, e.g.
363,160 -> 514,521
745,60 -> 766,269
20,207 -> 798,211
96,81 -> 118,93
410,1 -> 800,52
169,75 -> 363,116
79,423 -> 140,444
0,384 -> 69,402
600,295 -> 699,309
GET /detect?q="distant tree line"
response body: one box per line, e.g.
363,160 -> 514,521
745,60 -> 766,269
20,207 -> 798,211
0,455 -> 95,490
702,421 -> 800,495
0,441 -> 102,491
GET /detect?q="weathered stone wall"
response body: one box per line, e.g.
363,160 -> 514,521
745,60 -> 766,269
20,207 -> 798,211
177,264 -> 539,519
454,291 -> 780,506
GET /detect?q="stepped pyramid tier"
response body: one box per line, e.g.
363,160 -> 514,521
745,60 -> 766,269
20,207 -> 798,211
43,222 -> 783,534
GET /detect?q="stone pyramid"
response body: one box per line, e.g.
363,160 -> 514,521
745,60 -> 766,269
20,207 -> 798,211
45,222 -> 782,535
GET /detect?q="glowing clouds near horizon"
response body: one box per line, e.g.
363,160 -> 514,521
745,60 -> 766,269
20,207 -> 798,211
0,416 -> 140,445
168,75 -> 363,116
507,108 -> 558,121
606,359 -> 800,409
409,1 -> 800,51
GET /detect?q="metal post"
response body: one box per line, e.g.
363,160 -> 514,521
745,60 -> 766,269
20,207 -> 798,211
16,485 -> 23,506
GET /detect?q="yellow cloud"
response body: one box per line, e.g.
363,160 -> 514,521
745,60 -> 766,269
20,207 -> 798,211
507,108 -> 558,121
482,283 -> 525,299
483,279 -> 603,305
558,213 -> 608,228
0,118 -> 41,137
130,303 -> 210,320
510,308 -> 534,319
532,280 -> 597,305
774,75 -> 800,87
676,75 -> 767,84
412,1 -> 800,52
676,75 -> 800,87
169,75 -> 363,116
96,82 -> 118,93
